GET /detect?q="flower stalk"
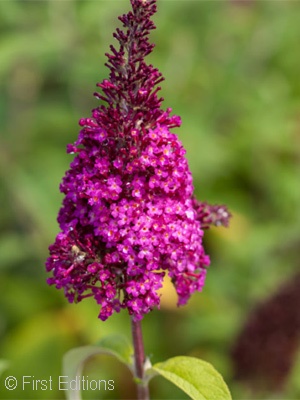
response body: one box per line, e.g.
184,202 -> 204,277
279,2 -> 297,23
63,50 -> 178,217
131,318 -> 150,399
45,0 -> 232,398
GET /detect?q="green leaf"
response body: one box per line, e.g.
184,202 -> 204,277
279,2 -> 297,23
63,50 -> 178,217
62,334 -> 133,400
149,356 -> 232,400
0,360 -> 9,377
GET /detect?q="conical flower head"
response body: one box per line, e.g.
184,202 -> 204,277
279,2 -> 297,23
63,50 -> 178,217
46,0 -> 230,321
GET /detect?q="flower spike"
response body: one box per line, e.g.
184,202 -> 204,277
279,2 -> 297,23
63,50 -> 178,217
46,0 -> 230,321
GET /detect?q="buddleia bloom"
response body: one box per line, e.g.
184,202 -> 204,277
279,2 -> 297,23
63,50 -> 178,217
46,0 -> 230,321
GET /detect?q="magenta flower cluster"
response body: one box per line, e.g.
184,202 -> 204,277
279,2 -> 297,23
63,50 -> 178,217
46,0 -> 230,321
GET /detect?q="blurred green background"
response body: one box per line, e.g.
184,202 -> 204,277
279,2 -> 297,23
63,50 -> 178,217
1,0 -> 300,399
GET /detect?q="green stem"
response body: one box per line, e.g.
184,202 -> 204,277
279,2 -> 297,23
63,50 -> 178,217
131,317 -> 150,400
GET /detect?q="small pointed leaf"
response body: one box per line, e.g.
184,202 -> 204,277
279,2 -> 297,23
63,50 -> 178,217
95,334 -> 133,365
150,356 -> 231,400
63,334 -> 133,400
